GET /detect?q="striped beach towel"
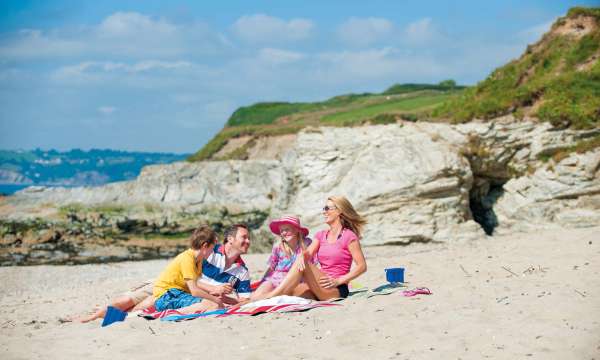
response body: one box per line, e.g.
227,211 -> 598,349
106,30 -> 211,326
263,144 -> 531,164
139,296 -> 341,322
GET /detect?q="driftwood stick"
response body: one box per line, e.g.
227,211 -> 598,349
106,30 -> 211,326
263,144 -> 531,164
501,266 -> 519,277
574,289 -> 586,298
460,264 -> 471,277
148,326 -> 156,335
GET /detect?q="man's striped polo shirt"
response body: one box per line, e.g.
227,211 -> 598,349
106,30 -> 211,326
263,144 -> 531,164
200,243 -> 251,298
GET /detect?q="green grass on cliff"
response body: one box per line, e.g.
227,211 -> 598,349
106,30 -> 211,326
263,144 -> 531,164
321,92 -> 453,125
432,7 -> 600,129
189,84 -> 461,161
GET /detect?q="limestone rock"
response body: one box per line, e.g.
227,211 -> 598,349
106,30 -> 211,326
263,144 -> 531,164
2,119 -> 599,265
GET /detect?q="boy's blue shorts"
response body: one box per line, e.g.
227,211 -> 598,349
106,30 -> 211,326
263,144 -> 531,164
155,288 -> 202,311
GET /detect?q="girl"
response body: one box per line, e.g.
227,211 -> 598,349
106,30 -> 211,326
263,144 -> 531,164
251,216 -> 317,300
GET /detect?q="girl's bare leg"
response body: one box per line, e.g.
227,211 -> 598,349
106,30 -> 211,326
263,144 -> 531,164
250,282 -> 275,301
255,257 -> 306,300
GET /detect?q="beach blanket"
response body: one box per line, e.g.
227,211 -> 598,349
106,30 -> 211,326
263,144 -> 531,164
139,295 -> 341,322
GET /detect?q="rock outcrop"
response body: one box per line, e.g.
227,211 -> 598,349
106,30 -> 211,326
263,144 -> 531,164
2,118 -> 599,265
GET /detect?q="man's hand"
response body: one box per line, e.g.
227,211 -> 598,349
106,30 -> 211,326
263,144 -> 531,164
214,298 -> 225,309
209,284 -> 233,296
220,294 -> 241,305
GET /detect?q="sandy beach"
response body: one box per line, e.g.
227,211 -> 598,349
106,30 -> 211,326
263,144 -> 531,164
1,226 -> 598,360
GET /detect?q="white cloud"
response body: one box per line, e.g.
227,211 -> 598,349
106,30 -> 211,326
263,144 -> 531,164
97,106 -> 117,115
258,48 -> 305,64
0,12 -> 222,60
130,60 -> 192,72
337,17 -> 394,47
0,28 -> 85,59
403,18 -> 436,44
315,47 -> 444,82
96,12 -> 177,38
51,60 -> 193,83
231,14 -> 314,43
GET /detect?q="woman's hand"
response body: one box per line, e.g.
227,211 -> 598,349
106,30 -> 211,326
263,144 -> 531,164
319,275 -> 338,289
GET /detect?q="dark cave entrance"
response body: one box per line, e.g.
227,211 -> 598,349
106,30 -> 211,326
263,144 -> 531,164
469,178 -> 506,235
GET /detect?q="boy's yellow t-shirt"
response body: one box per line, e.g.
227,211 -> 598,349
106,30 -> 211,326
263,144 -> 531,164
153,249 -> 201,298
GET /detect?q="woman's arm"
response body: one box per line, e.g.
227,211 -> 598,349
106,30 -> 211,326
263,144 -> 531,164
333,240 -> 367,285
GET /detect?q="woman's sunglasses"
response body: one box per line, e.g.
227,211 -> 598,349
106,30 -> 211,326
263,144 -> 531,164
322,205 -> 337,212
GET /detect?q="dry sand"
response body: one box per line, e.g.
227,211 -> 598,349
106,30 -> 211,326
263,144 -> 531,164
1,226 -> 599,360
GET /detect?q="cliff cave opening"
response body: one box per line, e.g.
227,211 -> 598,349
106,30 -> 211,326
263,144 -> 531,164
469,178 -> 505,235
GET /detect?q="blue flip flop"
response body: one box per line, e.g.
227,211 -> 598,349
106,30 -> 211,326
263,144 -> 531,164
101,306 -> 128,327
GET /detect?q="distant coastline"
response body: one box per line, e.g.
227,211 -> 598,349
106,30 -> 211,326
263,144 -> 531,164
0,183 -> 83,196
0,148 -> 190,195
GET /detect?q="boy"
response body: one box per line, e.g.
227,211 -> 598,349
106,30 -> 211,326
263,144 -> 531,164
153,225 -> 225,311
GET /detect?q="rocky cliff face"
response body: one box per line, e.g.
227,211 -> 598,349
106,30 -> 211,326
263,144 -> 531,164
1,118 -> 599,265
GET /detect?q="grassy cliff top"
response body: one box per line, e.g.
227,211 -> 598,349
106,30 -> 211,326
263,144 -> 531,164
189,82 -> 463,161
432,7 -> 600,128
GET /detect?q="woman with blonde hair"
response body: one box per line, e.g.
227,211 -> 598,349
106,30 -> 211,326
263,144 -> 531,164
257,196 -> 367,300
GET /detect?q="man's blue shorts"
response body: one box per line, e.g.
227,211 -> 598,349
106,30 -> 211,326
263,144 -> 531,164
155,288 -> 202,311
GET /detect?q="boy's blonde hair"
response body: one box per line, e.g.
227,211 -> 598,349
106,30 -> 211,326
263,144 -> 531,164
189,225 -> 217,250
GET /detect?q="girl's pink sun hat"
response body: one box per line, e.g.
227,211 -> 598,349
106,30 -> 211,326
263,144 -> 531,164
269,216 -> 309,237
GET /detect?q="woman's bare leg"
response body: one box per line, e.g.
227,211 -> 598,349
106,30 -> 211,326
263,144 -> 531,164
292,283 -> 316,299
300,262 -> 340,301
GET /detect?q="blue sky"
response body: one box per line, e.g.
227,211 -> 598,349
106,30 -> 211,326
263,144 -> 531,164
0,1 -> 596,153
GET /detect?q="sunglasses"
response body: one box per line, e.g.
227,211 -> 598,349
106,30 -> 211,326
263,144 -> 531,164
322,205 -> 337,212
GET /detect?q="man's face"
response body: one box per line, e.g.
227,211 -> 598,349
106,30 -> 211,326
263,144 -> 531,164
229,227 -> 250,254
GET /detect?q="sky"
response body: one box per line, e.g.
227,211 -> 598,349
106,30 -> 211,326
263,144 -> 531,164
0,0 -> 597,153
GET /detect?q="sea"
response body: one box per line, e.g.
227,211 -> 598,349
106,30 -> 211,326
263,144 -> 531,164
0,184 -> 30,195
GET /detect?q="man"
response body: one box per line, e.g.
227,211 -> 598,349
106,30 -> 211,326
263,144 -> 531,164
190,223 -> 253,308
77,223 -> 252,322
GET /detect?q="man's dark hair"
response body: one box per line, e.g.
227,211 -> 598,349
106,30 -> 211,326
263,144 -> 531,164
189,225 -> 217,250
223,223 -> 248,244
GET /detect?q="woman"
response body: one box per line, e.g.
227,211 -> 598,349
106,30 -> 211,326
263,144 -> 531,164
259,196 -> 367,300
251,216 -> 317,300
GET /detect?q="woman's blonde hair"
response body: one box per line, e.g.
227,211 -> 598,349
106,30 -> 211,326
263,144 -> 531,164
328,196 -> 367,238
